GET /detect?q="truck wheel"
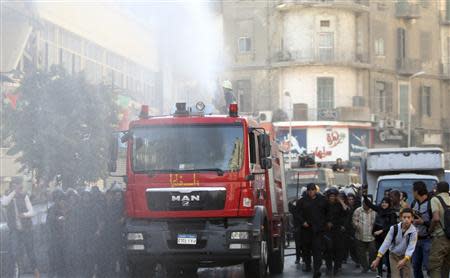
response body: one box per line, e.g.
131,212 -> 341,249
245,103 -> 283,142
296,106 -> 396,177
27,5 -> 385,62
244,230 -> 268,278
128,262 -> 150,278
268,236 -> 284,274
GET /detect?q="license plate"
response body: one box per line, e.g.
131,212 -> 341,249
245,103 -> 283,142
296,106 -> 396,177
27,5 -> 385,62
177,234 -> 197,245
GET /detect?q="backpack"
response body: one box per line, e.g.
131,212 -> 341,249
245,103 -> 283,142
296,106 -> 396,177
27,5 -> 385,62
435,195 -> 450,239
411,199 -> 432,226
391,224 -> 412,247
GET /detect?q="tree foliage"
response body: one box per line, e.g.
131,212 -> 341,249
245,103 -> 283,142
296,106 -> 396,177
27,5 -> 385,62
2,67 -> 118,187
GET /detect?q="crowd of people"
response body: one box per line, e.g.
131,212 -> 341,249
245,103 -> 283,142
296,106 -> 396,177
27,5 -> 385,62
2,174 -> 449,278
1,178 -> 125,278
289,181 -> 450,278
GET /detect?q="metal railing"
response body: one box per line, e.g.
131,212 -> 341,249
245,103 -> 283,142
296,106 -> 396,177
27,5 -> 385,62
440,10 -> 450,25
396,58 -> 422,75
279,0 -> 369,6
288,107 -> 370,122
274,50 -> 369,66
395,2 -> 420,19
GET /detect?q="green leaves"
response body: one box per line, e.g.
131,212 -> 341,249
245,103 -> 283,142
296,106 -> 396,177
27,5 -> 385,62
2,67 -> 118,187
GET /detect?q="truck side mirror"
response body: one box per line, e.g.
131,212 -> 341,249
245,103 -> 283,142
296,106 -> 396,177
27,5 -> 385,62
261,158 -> 272,170
108,133 -> 119,173
258,133 -> 271,159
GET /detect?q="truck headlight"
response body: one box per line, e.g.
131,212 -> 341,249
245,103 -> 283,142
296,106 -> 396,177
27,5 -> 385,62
127,232 -> 144,241
230,231 -> 249,240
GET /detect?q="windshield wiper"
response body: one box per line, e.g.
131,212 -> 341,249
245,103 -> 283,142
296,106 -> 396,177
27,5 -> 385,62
184,168 -> 225,176
145,169 -> 181,177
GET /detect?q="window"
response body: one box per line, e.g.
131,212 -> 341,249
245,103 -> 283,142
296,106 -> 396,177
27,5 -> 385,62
317,77 -> 334,111
318,32 -> 334,61
374,81 -> 393,113
236,80 -> 251,112
60,49 -> 73,74
397,28 -> 406,61
320,20 -> 330,27
420,86 -> 431,117
238,37 -> 252,53
420,32 -> 431,62
375,38 -> 385,56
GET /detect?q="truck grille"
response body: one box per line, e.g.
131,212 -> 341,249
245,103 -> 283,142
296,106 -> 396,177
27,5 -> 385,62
146,187 -> 226,211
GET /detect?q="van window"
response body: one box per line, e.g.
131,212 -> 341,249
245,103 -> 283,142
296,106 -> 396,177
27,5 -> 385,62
376,179 -> 436,204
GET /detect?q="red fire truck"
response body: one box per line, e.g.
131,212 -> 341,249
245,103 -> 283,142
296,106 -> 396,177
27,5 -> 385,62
109,103 -> 288,277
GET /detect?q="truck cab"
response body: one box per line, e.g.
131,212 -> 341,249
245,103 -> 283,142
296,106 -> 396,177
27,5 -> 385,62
110,103 -> 287,277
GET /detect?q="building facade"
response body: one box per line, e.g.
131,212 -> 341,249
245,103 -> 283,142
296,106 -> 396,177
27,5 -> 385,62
221,0 -> 450,161
1,1 -> 161,183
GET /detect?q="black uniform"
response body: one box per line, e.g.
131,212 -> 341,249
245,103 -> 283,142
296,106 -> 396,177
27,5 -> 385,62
289,199 -> 303,262
324,201 -> 347,274
296,193 -> 328,276
97,192 -> 125,278
47,201 -> 67,277
79,191 -> 98,278
65,193 -> 83,278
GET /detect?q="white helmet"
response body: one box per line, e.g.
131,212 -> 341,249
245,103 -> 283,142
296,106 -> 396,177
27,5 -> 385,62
222,80 -> 233,90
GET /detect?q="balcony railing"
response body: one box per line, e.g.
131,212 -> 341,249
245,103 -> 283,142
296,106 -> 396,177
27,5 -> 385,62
395,2 -> 420,19
289,107 -> 370,122
441,62 -> 450,79
274,50 -> 370,68
277,0 -> 369,12
396,58 -> 422,75
440,10 -> 450,25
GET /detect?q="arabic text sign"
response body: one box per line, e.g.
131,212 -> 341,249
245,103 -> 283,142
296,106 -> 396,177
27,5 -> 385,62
307,128 -> 349,162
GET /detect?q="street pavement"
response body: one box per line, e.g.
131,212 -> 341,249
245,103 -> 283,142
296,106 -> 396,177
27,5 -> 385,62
23,244 -> 376,278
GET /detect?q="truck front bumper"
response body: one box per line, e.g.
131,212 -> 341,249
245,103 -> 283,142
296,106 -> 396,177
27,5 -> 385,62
125,218 -> 262,267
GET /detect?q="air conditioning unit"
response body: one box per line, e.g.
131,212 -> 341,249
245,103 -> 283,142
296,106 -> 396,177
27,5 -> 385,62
395,120 -> 405,130
258,111 -> 273,123
386,118 -> 395,128
370,114 -> 378,122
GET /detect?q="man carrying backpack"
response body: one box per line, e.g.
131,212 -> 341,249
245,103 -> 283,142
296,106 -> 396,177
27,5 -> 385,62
370,208 -> 418,278
411,181 -> 432,278
429,181 -> 450,278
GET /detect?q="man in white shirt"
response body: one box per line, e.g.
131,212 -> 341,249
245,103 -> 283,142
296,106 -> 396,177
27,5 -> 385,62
1,177 -> 40,278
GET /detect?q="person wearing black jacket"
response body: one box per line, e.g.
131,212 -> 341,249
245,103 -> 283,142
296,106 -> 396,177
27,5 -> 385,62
296,183 -> 328,278
363,195 -> 397,278
47,189 -> 68,278
324,188 -> 348,276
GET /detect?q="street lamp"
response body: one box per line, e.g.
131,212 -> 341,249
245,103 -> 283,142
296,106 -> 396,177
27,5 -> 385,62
407,71 -> 425,147
284,91 -> 293,168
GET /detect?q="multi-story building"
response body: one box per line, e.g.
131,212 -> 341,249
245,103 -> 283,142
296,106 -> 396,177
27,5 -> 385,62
221,0 -> 450,160
1,1 -> 161,183
2,1 -> 161,110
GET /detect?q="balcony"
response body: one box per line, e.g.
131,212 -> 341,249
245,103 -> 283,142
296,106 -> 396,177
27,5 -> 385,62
395,2 -> 420,19
273,50 -> 370,69
396,58 -> 422,76
277,0 -> 369,13
289,106 -> 370,122
440,10 -> 450,25
441,62 -> 450,80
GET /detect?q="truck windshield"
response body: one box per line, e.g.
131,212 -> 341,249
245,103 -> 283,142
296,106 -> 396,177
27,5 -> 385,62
376,179 -> 437,204
132,124 -> 244,173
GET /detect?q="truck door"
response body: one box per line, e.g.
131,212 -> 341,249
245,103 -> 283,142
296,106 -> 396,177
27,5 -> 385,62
248,130 -> 267,206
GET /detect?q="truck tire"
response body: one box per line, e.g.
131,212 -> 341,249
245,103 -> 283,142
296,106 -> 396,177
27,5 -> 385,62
244,229 -> 268,278
268,236 -> 284,274
128,262 -> 150,278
